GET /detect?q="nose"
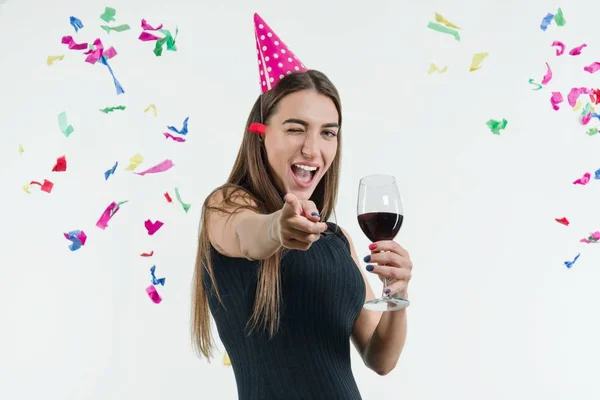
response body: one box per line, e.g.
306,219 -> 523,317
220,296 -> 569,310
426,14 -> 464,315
301,132 -> 319,158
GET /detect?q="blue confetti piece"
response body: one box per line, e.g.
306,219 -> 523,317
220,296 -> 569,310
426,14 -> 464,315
541,13 -> 554,31
69,16 -> 84,32
104,161 -> 118,180
167,116 -> 189,135
64,230 -> 87,251
594,168 -> 600,180
99,55 -> 125,95
564,253 -> 580,269
150,265 -> 166,286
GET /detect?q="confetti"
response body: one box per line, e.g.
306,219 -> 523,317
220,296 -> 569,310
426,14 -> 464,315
64,230 -> 87,251
100,24 -> 131,34
153,28 -> 178,56
595,168 -> 600,179
550,92 -> 563,110
141,251 -> 154,257
22,184 -> 31,194
144,104 -> 157,116
174,187 -> 191,213
99,55 -> 124,95
146,285 -> 162,304
542,63 -> 552,85
30,179 -> 54,193
434,12 -> 460,29
587,127 -> 598,136
583,62 -> 600,74
568,87 -> 592,107
580,231 -> 600,243
99,7 -> 116,23
96,201 -> 125,229
150,265 -> 166,286
555,217 -> 569,226
134,159 -> 174,176
573,100 -> 582,111
83,39 -> 117,64
554,8 -> 566,26
18,145 -> 23,155
569,43 -> 587,56
58,111 -> 74,137
167,116 -> 189,135
125,153 -> 144,171
61,36 -> 88,50
564,253 -> 580,269
47,55 -> 64,66
110,200 -> 128,217
141,19 -> 164,31
164,192 -> 172,202
427,22 -> 460,41
144,219 -> 164,235
100,105 -> 126,113
469,52 -> 488,72
104,161 -> 118,180
164,132 -> 186,142
573,172 -> 591,185
69,16 -> 84,32
486,118 -> 507,135
551,41 -> 565,56
51,155 -> 67,172
528,79 -> 542,90
223,353 -> 231,366
540,13 -> 554,31
139,32 -> 161,41
428,63 -> 448,74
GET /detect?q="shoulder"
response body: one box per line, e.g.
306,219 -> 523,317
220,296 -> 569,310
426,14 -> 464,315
325,222 -> 355,252
205,184 -> 260,210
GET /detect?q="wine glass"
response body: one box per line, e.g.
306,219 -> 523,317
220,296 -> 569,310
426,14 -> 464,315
357,174 -> 409,312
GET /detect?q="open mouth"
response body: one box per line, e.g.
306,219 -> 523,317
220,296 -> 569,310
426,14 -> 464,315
291,163 -> 319,187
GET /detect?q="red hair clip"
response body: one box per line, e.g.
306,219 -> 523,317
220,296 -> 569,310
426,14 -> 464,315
249,122 -> 266,135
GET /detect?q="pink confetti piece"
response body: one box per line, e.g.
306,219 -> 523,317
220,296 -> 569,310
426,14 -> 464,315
580,238 -> 593,243
84,38 -> 117,64
141,18 -> 163,31
542,62 -> 552,85
555,217 -> 569,226
551,40 -> 565,56
134,159 -> 174,176
61,35 -> 88,50
581,113 -> 592,125
138,32 -> 161,41
146,285 -> 162,304
573,172 -> 591,185
550,92 -> 563,110
163,132 -> 186,142
144,219 -> 164,235
96,201 -> 119,229
592,231 -> 600,240
569,43 -> 587,55
584,62 -> 600,74
567,87 -> 592,107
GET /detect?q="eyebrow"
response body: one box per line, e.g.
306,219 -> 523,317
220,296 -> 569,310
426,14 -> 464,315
282,118 -> 339,129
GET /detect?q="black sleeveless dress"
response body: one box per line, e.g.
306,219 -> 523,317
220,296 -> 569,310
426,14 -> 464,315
203,222 -> 366,399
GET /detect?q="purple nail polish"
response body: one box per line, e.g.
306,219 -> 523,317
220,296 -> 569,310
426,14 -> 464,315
385,288 -> 391,294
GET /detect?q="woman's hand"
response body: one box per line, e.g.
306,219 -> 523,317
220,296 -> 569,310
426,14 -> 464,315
276,193 -> 328,251
363,241 -> 413,298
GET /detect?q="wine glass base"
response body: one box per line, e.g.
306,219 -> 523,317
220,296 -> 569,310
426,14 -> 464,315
364,296 -> 410,312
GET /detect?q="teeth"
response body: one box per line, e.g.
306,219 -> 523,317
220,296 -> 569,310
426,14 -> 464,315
294,164 -> 317,171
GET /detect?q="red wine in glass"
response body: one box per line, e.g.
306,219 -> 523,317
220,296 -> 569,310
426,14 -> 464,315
357,175 -> 409,311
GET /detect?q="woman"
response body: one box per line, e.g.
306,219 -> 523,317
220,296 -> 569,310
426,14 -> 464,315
191,13 -> 413,399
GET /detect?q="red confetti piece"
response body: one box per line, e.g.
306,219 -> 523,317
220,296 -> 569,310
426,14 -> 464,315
555,217 -> 569,226
30,179 -> 54,193
164,192 -> 172,202
140,251 -> 154,257
51,155 -> 67,172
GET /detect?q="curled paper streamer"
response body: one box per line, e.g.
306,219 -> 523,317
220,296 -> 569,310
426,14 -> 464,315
30,180 -> 53,193
528,79 -> 542,90
153,28 -> 178,56
146,285 -> 162,304
540,13 -> 554,31
141,18 -> 163,31
141,251 -> 154,257
47,55 -> 64,65
469,53 -> 488,72
150,265 -> 166,286
134,159 -> 174,176
163,132 -> 186,142
99,55 -> 124,95
434,12 -> 460,29
144,104 -> 157,116
64,230 -> 87,251
564,253 -> 580,269
104,161 -> 118,180
584,62 -> 600,74
427,22 -> 460,41
551,41 -> 565,56
125,153 -> 144,171
167,116 -> 189,135
61,36 -> 88,50
428,63 -> 448,74
542,63 -> 552,85
486,118 -> 507,135
573,172 -> 591,185
69,16 -> 84,32
144,219 -> 164,235
58,111 -> 74,137
100,105 -> 126,113
174,187 -> 191,213
555,217 -> 569,226
550,92 -> 563,110
52,155 -> 67,172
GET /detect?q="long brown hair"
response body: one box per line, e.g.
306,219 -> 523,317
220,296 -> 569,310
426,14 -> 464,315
191,70 -> 343,359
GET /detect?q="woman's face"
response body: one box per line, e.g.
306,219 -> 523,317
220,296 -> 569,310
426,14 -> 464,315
264,90 -> 339,201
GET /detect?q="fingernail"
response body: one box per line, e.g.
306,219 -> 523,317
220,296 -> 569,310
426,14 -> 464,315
366,265 -> 374,272
385,288 -> 391,294
369,243 -> 377,250
363,255 -> 371,262
311,212 -> 320,218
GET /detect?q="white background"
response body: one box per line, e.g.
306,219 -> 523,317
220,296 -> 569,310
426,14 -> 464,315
1,0 -> 600,399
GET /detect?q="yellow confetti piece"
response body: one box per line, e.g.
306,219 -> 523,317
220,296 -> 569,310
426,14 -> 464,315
125,153 -> 144,171
18,144 -> 24,155
434,12 -> 460,29
573,99 -> 582,111
428,63 -> 448,74
223,352 -> 231,366
47,55 -> 64,66
144,104 -> 157,117
22,184 -> 31,194
469,52 -> 489,72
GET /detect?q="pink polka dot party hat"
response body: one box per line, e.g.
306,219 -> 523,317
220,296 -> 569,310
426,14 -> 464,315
254,13 -> 307,93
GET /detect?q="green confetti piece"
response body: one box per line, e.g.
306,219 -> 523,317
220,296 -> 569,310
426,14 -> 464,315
486,118 -> 507,135
100,7 -> 116,23
153,28 -> 179,56
109,200 -> 129,217
100,24 -> 131,33
528,78 -> 542,90
427,22 -> 460,41
100,105 -> 126,113
586,127 -> 598,136
581,103 -> 592,117
58,111 -> 74,137
174,187 -> 191,213
554,8 -> 566,26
